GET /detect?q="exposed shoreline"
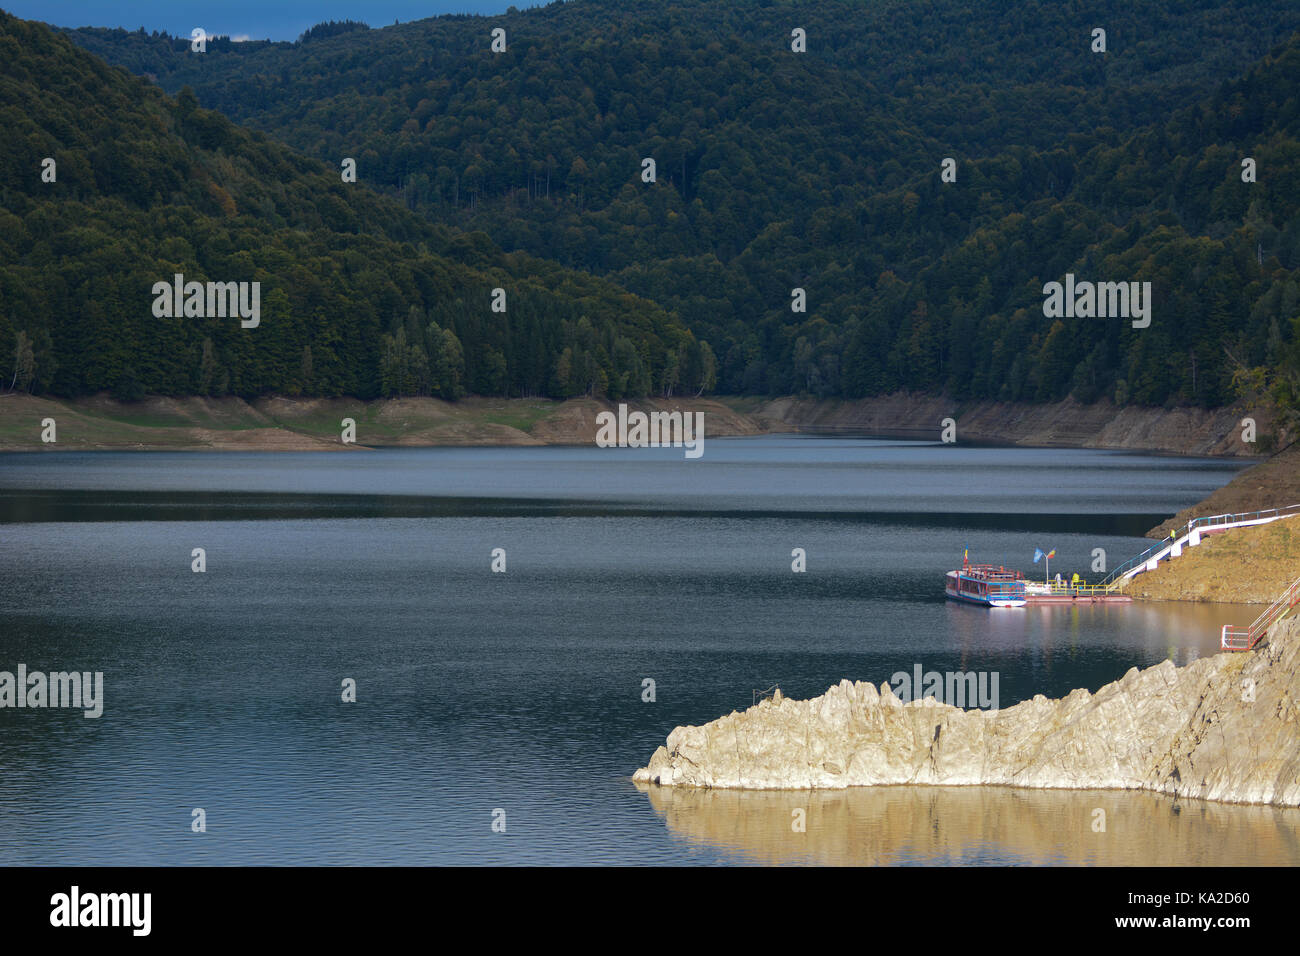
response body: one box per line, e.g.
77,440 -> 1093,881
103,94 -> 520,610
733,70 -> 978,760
738,393 -> 1285,458
0,393 -> 764,452
0,390 -> 1283,458
6,390 -> 1293,604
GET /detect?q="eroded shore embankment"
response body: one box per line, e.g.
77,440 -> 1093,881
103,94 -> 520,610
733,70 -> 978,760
0,393 -> 763,451
0,390 -> 1285,456
1146,440 -> 1300,539
633,615 -> 1300,807
745,393 -> 1285,458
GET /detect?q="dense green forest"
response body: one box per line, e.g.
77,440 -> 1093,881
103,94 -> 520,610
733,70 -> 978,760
0,12 -> 713,401
11,1 -> 1300,414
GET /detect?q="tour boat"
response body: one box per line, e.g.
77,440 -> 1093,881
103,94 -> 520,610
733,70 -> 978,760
945,561 -> 1027,607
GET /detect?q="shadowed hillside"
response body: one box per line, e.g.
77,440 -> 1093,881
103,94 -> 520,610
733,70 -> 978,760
64,1 -> 1300,421
0,12 -> 707,402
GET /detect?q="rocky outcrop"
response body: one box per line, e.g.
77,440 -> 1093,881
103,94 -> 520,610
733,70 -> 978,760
634,617 -> 1300,806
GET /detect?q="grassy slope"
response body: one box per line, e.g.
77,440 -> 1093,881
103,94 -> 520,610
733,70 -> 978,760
1123,518 -> 1300,604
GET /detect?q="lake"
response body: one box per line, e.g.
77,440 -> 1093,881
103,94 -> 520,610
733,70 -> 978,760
2,437 -> 1295,865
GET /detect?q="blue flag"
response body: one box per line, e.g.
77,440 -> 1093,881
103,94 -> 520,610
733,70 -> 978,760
1033,548 -> 1044,563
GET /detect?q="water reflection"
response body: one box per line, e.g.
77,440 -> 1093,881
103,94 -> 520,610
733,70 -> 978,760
0,441 -> 1269,864
640,784 -> 1300,866
946,600 -> 1256,666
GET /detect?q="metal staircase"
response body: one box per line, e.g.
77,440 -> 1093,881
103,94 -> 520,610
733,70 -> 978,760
1221,572 -> 1300,651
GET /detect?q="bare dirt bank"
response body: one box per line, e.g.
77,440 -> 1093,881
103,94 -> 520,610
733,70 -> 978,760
744,392 -> 1284,457
0,390 -> 1285,459
0,392 -> 763,451
1147,441 -> 1300,538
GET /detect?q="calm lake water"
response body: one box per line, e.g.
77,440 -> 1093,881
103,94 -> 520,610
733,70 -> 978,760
1,437 -> 1296,865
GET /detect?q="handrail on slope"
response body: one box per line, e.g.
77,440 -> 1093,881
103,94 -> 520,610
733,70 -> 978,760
1099,503 -> 1300,590
1221,572 -> 1300,651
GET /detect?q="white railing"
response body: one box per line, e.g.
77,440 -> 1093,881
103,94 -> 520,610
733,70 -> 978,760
1220,625 -> 1251,651
1221,572 -> 1300,651
1102,504 -> 1300,590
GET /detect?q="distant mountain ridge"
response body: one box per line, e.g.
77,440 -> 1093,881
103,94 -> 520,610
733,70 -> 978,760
59,0 -> 1300,419
0,11 -> 708,401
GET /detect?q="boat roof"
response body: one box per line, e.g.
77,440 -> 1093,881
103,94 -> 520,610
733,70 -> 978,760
953,565 -> 1024,580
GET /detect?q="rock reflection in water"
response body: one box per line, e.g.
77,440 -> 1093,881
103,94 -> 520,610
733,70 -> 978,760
639,783 -> 1300,865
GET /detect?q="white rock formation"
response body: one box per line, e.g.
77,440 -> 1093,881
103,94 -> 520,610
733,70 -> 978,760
634,616 -> 1300,806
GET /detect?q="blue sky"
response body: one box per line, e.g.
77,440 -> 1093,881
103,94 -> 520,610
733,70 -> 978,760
2,2 -> 546,41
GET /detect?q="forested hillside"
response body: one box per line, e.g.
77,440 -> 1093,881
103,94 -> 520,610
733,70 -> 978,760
19,1 -> 1300,414
61,0 -> 1300,414
0,12 -> 710,401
